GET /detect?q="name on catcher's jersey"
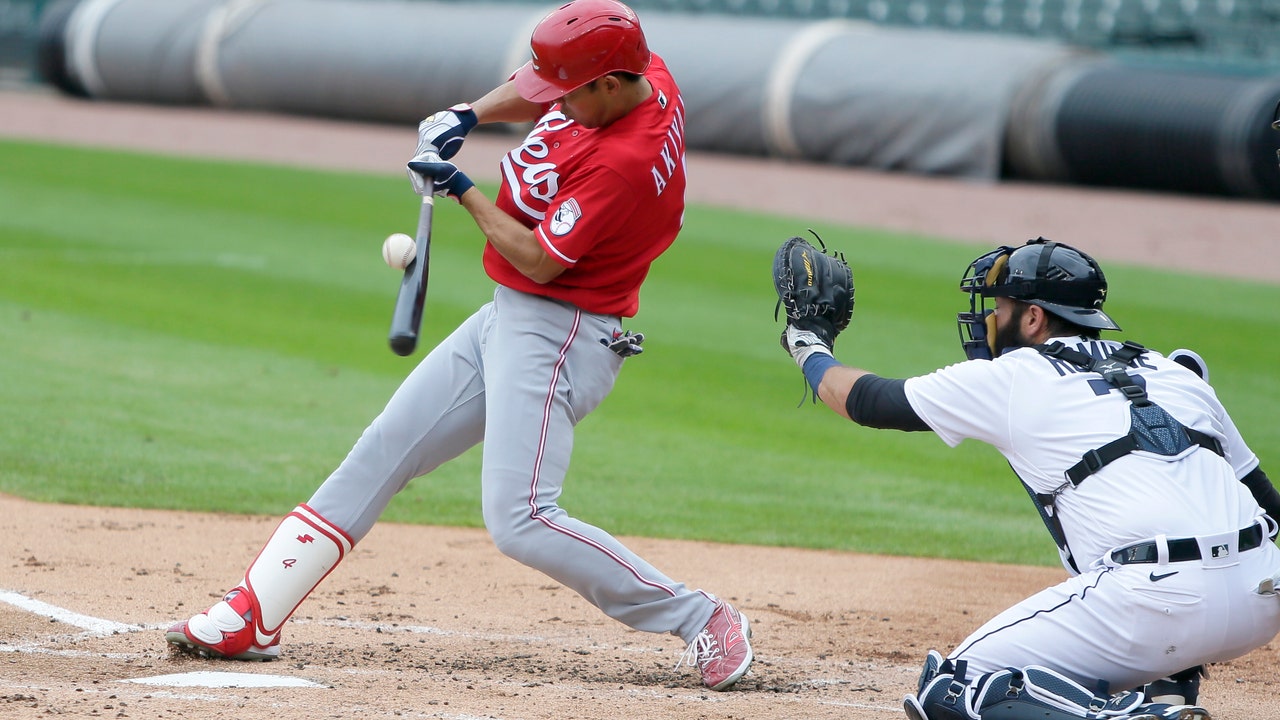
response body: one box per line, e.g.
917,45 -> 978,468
488,54 -> 687,318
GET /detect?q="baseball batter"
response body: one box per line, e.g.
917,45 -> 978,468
775,236 -> 1280,720
166,0 -> 754,692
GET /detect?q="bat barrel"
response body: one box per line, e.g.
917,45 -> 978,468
387,188 -> 433,356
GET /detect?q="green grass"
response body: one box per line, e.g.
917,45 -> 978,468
3,139 -> 1278,567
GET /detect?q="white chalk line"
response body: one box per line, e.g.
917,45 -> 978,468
122,670 -> 324,688
0,643 -> 138,659
0,589 -> 143,635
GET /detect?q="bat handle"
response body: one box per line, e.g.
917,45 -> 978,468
418,188 -> 435,229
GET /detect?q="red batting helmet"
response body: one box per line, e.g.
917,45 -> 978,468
513,0 -> 652,104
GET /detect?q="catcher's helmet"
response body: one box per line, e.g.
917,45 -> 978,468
513,0 -> 651,104
958,237 -> 1120,360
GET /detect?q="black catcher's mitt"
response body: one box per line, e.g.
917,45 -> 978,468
773,232 -> 854,349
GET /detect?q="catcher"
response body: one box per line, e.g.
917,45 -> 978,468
772,235 -> 1280,720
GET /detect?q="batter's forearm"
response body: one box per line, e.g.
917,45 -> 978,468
460,189 -> 565,284
470,81 -> 547,125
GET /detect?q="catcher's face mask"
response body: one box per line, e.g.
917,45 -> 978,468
957,245 -> 1015,360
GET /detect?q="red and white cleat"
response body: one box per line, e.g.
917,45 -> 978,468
678,600 -> 753,690
165,587 -> 280,661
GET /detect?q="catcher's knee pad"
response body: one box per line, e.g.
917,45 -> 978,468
915,649 -> 950,695
907,657 -> 975,720
904,650 -> 968,720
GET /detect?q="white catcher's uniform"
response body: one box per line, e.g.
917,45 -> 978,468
904,335 -> 1280,691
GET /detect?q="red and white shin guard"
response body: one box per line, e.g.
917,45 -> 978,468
166,504 -> 353,660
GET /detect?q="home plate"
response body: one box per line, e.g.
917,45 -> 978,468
123,671 -> 324,688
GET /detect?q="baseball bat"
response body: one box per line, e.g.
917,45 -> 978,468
388,182 -> 434,356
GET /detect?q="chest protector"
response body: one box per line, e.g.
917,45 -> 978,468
1028,341 -> 1225,571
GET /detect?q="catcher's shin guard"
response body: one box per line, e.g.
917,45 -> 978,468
968,666 -> 1142,719
905,659 -> 1149,720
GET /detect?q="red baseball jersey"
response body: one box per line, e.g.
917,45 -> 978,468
487,54 -> 686,318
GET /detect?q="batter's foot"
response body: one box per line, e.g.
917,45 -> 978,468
679,600 -> 753,691
165,587 -> 280,661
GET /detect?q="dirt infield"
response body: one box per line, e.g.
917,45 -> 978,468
3,495 -> 1276,720
2,88 -> 1279,719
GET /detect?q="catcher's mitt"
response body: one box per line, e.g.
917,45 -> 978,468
773,232 -> 854,349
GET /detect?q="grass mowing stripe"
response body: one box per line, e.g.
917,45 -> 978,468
2,139 -> 1277,566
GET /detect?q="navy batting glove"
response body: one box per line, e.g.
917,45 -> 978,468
415,103 -> 478,161
407,152 -> 475,202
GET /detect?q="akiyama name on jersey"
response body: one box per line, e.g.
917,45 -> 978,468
648,90 -> 684,197
499,90 -> 686,226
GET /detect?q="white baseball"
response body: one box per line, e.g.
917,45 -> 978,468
382,232 -> 417,270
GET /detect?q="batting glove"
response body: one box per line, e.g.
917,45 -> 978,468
415,103 -> 478,161
601,330 -> 645,357
407,151 -> 475,202
781,323 -> 832,368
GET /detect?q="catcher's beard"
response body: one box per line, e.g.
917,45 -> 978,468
993,302 -> 1031,357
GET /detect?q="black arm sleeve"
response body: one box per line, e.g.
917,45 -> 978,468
1240,465 -> 1280,521
845,374 -> 931,432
